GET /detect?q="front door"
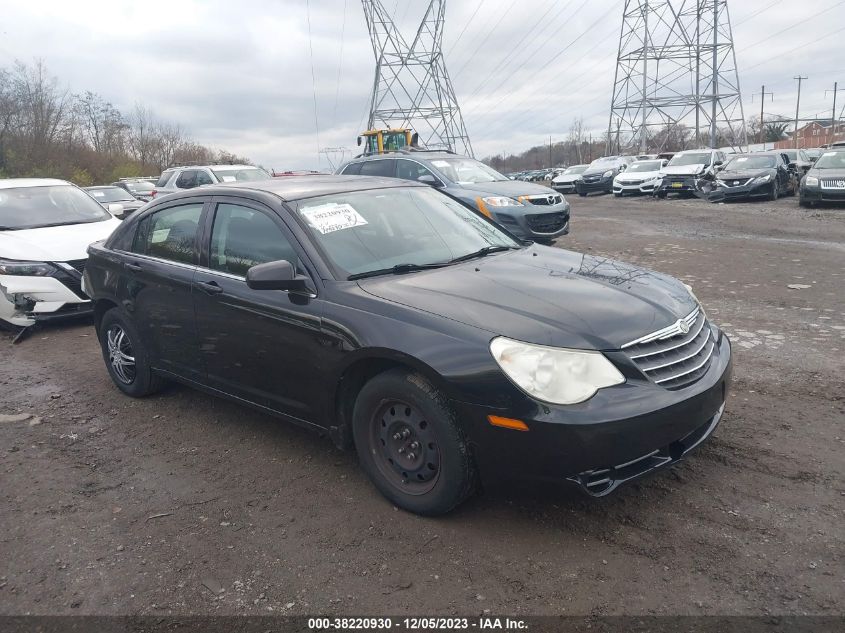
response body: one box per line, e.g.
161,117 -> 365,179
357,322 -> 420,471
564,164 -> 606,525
192,198 -> 325,423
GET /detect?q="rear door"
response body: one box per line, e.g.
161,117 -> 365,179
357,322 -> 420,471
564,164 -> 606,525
120,198 -> 209,380
192,196 -> 326,422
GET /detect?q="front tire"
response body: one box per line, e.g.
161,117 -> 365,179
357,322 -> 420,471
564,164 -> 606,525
98,308 -> 163,397
767,182 -> 778,201
352,369 -> 476,515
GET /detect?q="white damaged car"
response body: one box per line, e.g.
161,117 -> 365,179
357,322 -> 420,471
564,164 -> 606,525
0,179 -> 121,328
613,159 -> 667,196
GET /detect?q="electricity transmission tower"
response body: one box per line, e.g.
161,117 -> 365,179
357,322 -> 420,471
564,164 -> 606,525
362,0 -> 473,156
607,0 -> 747,154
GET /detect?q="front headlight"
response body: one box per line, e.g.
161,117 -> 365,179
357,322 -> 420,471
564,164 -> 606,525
805,176 -> 819,187
602,170 -> 614,178
753,174 -> 772,184
489,337 -> 625,405
0,258 -> 54,276
480,196 -> 522,207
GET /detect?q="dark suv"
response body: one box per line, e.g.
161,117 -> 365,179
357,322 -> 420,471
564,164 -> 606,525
337,151 -> 570,242
575,156 -> 636,196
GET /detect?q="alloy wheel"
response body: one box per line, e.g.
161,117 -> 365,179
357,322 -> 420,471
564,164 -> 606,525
106,325 -> 136,384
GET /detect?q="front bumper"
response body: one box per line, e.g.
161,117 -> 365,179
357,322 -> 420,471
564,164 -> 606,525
551,182 -> 577,193
711,179 -> 773,200
495,202 -> 571,240
656,175 -> 699,195
800,186 -> 845,203
575,177 -> 613,194
455,330 -> 732,494
0,269 -> 91,327
613,179 -> 659,195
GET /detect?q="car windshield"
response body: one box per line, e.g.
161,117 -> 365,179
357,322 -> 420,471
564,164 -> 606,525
627,161 -> 662,173
0,184 -> 111,230
563,166 -> 588,175
723,156 -> 776,170
781,150 -> 797,160
589,157 -> 619,167
814,151 -> 845,169
668,152 -> 711,166
125,182 -> 154,194
86,187 -> 135,203
429,158 -> 507,184
295,187 -> 520,278
210,167 -> 270,183
805,148 -> 821,159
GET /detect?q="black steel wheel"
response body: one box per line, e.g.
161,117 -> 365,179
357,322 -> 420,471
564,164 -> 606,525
370,399 -> 440,495
352,369 -> 476,515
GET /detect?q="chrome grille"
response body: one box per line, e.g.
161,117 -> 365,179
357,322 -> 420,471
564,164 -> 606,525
622,308 -> 715,390
820,178 -> 845,189
721,178 -> 753,188
522,194 -> 563,206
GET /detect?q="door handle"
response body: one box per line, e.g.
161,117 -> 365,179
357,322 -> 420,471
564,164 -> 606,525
197,280 -> 224,295
125,262 -> 142,272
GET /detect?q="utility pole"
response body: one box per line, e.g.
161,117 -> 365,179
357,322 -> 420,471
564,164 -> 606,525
751,85 -> 774,145
824,82 -> 845,138
794,76 -> 807,149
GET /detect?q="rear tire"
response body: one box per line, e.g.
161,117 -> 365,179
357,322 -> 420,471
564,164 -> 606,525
352,369 -> 476,516
578,192 -> 587,197
98,308 -> 163,397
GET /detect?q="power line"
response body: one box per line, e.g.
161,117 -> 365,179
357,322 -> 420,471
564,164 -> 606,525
331,0 -> 349,130
462,0 -> 576,104
732,0 -> 784,27
467,2 -> 617,125
451,0 -> 520,80
305,0 -> 320,164
445,0 -> 488,57
739,0 -> 845,51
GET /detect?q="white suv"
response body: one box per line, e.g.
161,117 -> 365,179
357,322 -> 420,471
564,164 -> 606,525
0,179 -> 121,328
151,164 -> 270,199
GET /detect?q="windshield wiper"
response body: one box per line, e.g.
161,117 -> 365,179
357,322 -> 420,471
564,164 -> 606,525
348,262 -> 449,280
448,244 -> 519,264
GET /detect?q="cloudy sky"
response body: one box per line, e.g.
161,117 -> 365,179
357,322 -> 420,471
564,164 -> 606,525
2,0 -> 843,170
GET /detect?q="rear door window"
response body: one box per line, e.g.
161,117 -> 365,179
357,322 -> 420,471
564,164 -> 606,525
131,203 -> 204,265
341,162 -> 363,175
359,160 -> 396,178
196,170 -> 214,186
175,170 -> 198,189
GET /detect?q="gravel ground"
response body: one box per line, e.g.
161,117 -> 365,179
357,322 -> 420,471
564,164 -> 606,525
1,193 -> 843,617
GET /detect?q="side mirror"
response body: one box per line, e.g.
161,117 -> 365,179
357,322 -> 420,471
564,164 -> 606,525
417,174 -> 442,187
246,260 -> 312,294
619,164 -> 627,171
107,203 -> 125,217
809,155 -> 818,163
357,136 -> 362,147
714,160 -> 723,166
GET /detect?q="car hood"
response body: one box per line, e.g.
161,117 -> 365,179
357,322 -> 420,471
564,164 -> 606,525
357,245 -> 696,350
451,179 -> 559,197
0,218 -> 121,262
551,174 -> 582,184
717,169 -> 771,180
809,168 -> 845,179
581,166 -> 617,177
662,164 -> 707,176
616,171 -> 661,181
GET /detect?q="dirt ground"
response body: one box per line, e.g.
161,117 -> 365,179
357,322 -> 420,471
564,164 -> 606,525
1,192 -> 843,617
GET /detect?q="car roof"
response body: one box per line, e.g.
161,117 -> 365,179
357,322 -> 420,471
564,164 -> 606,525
0,178 -> 69,190
85,185 -> 121,190
204,175 -> 426,202
352,151 -> 458,162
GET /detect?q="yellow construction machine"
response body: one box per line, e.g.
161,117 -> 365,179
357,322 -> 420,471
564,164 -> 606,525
357,128 -> 419,155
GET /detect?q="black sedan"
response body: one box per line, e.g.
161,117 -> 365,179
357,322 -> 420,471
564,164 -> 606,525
82,176 -> 732,515
800,149 -> 845,207
711,152 -> 795,201
84,186 -> 147,218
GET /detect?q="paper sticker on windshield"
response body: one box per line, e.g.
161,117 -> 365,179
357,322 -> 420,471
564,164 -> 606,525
220,176 -> 236,182
431,160 -> 450,168
736,157 -> 748,162
301,203 -> 368,234
92,191 -> 105,197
